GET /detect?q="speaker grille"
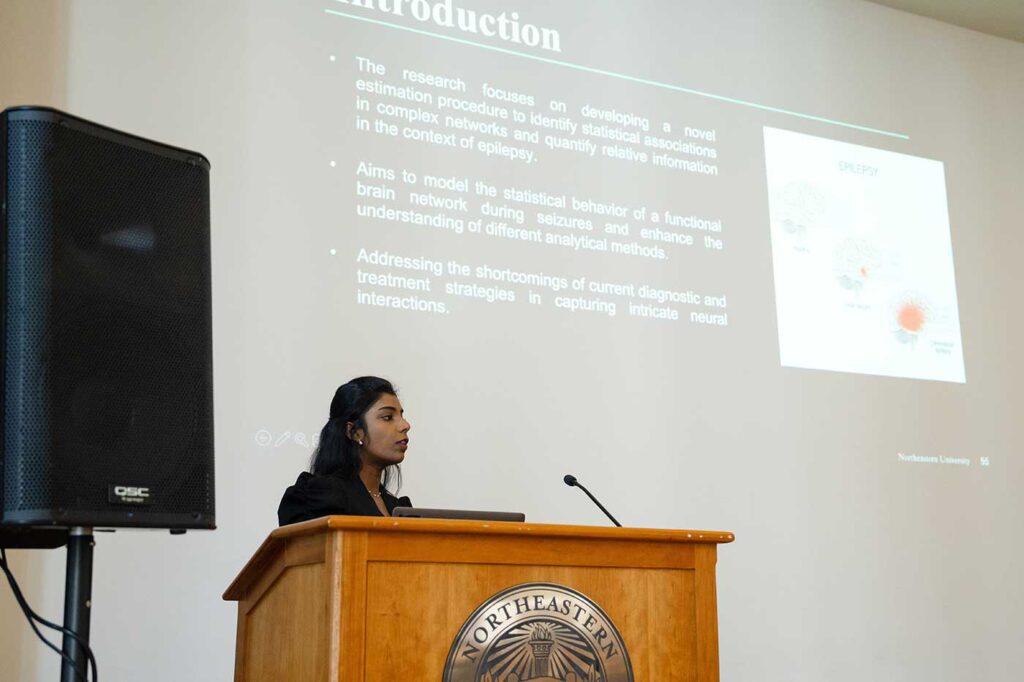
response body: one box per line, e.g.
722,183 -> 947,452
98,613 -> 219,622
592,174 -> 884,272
5,119 -> 56,512
2,110 -> 214,528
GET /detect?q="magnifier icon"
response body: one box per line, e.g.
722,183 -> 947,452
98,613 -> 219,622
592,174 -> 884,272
294,432 -> 310,448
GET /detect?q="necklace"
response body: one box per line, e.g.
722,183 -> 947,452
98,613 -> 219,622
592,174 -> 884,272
368,489 -> 382,498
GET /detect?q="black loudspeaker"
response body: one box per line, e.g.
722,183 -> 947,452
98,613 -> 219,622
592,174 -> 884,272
0,106 -> 214,531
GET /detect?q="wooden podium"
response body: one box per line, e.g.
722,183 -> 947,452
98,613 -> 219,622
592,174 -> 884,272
224,517 -> 733,681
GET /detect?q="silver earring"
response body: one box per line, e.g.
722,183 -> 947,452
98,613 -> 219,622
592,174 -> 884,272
358,440 -> 364,446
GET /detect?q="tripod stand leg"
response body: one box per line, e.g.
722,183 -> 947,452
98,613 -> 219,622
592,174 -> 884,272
61,528 -> 93,682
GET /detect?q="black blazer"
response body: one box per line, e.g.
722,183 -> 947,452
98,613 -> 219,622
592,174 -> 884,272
277,472 -> 412,526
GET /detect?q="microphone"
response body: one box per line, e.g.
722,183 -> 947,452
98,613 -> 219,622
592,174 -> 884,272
563,474 -> 622,527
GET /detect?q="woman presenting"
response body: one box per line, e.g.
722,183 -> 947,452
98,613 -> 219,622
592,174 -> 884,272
277,376 -> 411,525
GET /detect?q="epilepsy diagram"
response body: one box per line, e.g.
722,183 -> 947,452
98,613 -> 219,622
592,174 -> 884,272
763,127 -> 965,382
892,292 -> 929,343
831,236 -> 882,293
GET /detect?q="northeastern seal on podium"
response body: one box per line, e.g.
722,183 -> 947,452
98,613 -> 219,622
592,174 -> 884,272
443,583 -> 633,682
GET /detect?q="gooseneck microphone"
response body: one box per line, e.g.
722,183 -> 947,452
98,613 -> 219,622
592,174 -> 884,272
563,474 -> 622,527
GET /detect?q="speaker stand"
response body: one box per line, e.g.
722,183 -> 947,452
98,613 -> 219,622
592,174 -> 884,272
60,527 -> 93,682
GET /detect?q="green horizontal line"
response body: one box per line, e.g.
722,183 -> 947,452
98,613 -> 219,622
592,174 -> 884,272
324,7 -> 909,140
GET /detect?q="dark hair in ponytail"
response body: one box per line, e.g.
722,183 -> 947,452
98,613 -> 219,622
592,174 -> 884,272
309,376 -> 401,492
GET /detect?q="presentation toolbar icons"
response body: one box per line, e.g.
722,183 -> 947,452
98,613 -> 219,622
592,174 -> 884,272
253,429 -> 320,450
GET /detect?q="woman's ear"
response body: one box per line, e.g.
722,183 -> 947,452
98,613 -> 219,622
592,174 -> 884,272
346,422 -> 364,445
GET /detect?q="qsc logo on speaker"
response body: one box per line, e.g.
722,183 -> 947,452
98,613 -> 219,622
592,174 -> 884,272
108,485 -> 153,505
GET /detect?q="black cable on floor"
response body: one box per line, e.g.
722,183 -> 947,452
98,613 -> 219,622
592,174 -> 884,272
0,546 -> 99,682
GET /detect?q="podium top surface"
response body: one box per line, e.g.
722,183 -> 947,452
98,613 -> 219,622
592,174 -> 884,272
273,515 -> 733,542
224,516 -> 734,600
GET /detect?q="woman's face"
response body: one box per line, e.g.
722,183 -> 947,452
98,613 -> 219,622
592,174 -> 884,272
353,393 -> 410,468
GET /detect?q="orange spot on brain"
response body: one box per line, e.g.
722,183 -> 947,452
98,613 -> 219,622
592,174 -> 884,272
897,303 -> 926,332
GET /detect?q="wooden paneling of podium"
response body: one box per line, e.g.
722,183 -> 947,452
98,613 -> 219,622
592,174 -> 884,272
224,517 -> 733,681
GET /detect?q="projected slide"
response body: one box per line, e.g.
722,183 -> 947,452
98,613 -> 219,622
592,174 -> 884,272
336,51 -> 735,329
764,127 -> 965,382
